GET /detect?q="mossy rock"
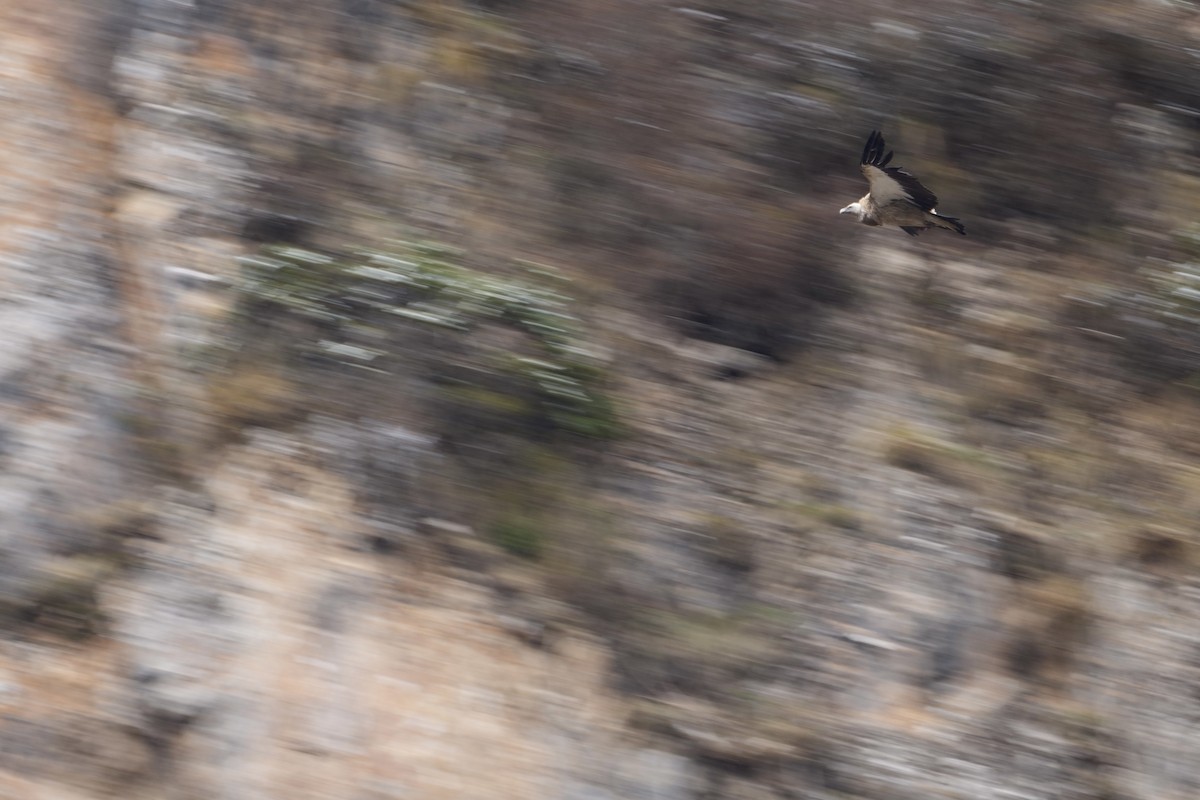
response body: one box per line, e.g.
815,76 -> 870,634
230,240 -> 620,442
490,514 -> 546,560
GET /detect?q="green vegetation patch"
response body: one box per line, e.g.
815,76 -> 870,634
1117,224 -> 1200,383
489,513 -> 546,561
234,240 -> 619,439
882,424 -> 995,489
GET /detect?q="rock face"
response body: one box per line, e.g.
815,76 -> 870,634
3,1 -> 1200,799
0,1 -> 134,638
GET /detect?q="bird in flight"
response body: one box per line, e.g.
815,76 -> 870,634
839,130 -> 965,237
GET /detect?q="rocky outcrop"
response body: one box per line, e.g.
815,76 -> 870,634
3,1 -> 1200,799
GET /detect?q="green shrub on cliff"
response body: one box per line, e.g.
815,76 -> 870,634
233,240 -> 619,439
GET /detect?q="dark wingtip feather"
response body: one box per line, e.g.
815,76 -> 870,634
938,215 -> 966,235
861,130 -> 890,167
860,131 -> 876,165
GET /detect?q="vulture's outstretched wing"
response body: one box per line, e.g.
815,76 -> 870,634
860,130 -> 939,212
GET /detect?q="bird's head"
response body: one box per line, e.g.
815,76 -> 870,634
839,202 -> 863,220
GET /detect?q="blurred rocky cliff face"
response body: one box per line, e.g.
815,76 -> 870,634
3,1 -> 1200,798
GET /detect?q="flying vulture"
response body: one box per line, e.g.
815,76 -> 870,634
839,131 -> 965,237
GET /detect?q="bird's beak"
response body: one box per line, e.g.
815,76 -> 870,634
839,206 -> 852,215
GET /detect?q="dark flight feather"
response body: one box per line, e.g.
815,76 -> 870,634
861,130 -> 939,212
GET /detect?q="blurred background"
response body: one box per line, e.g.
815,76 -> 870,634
2,0 -> 1200,798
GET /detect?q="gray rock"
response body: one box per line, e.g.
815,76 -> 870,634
613,749 -> 699,800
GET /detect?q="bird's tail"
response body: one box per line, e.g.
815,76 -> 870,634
930,213 -> 966,235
